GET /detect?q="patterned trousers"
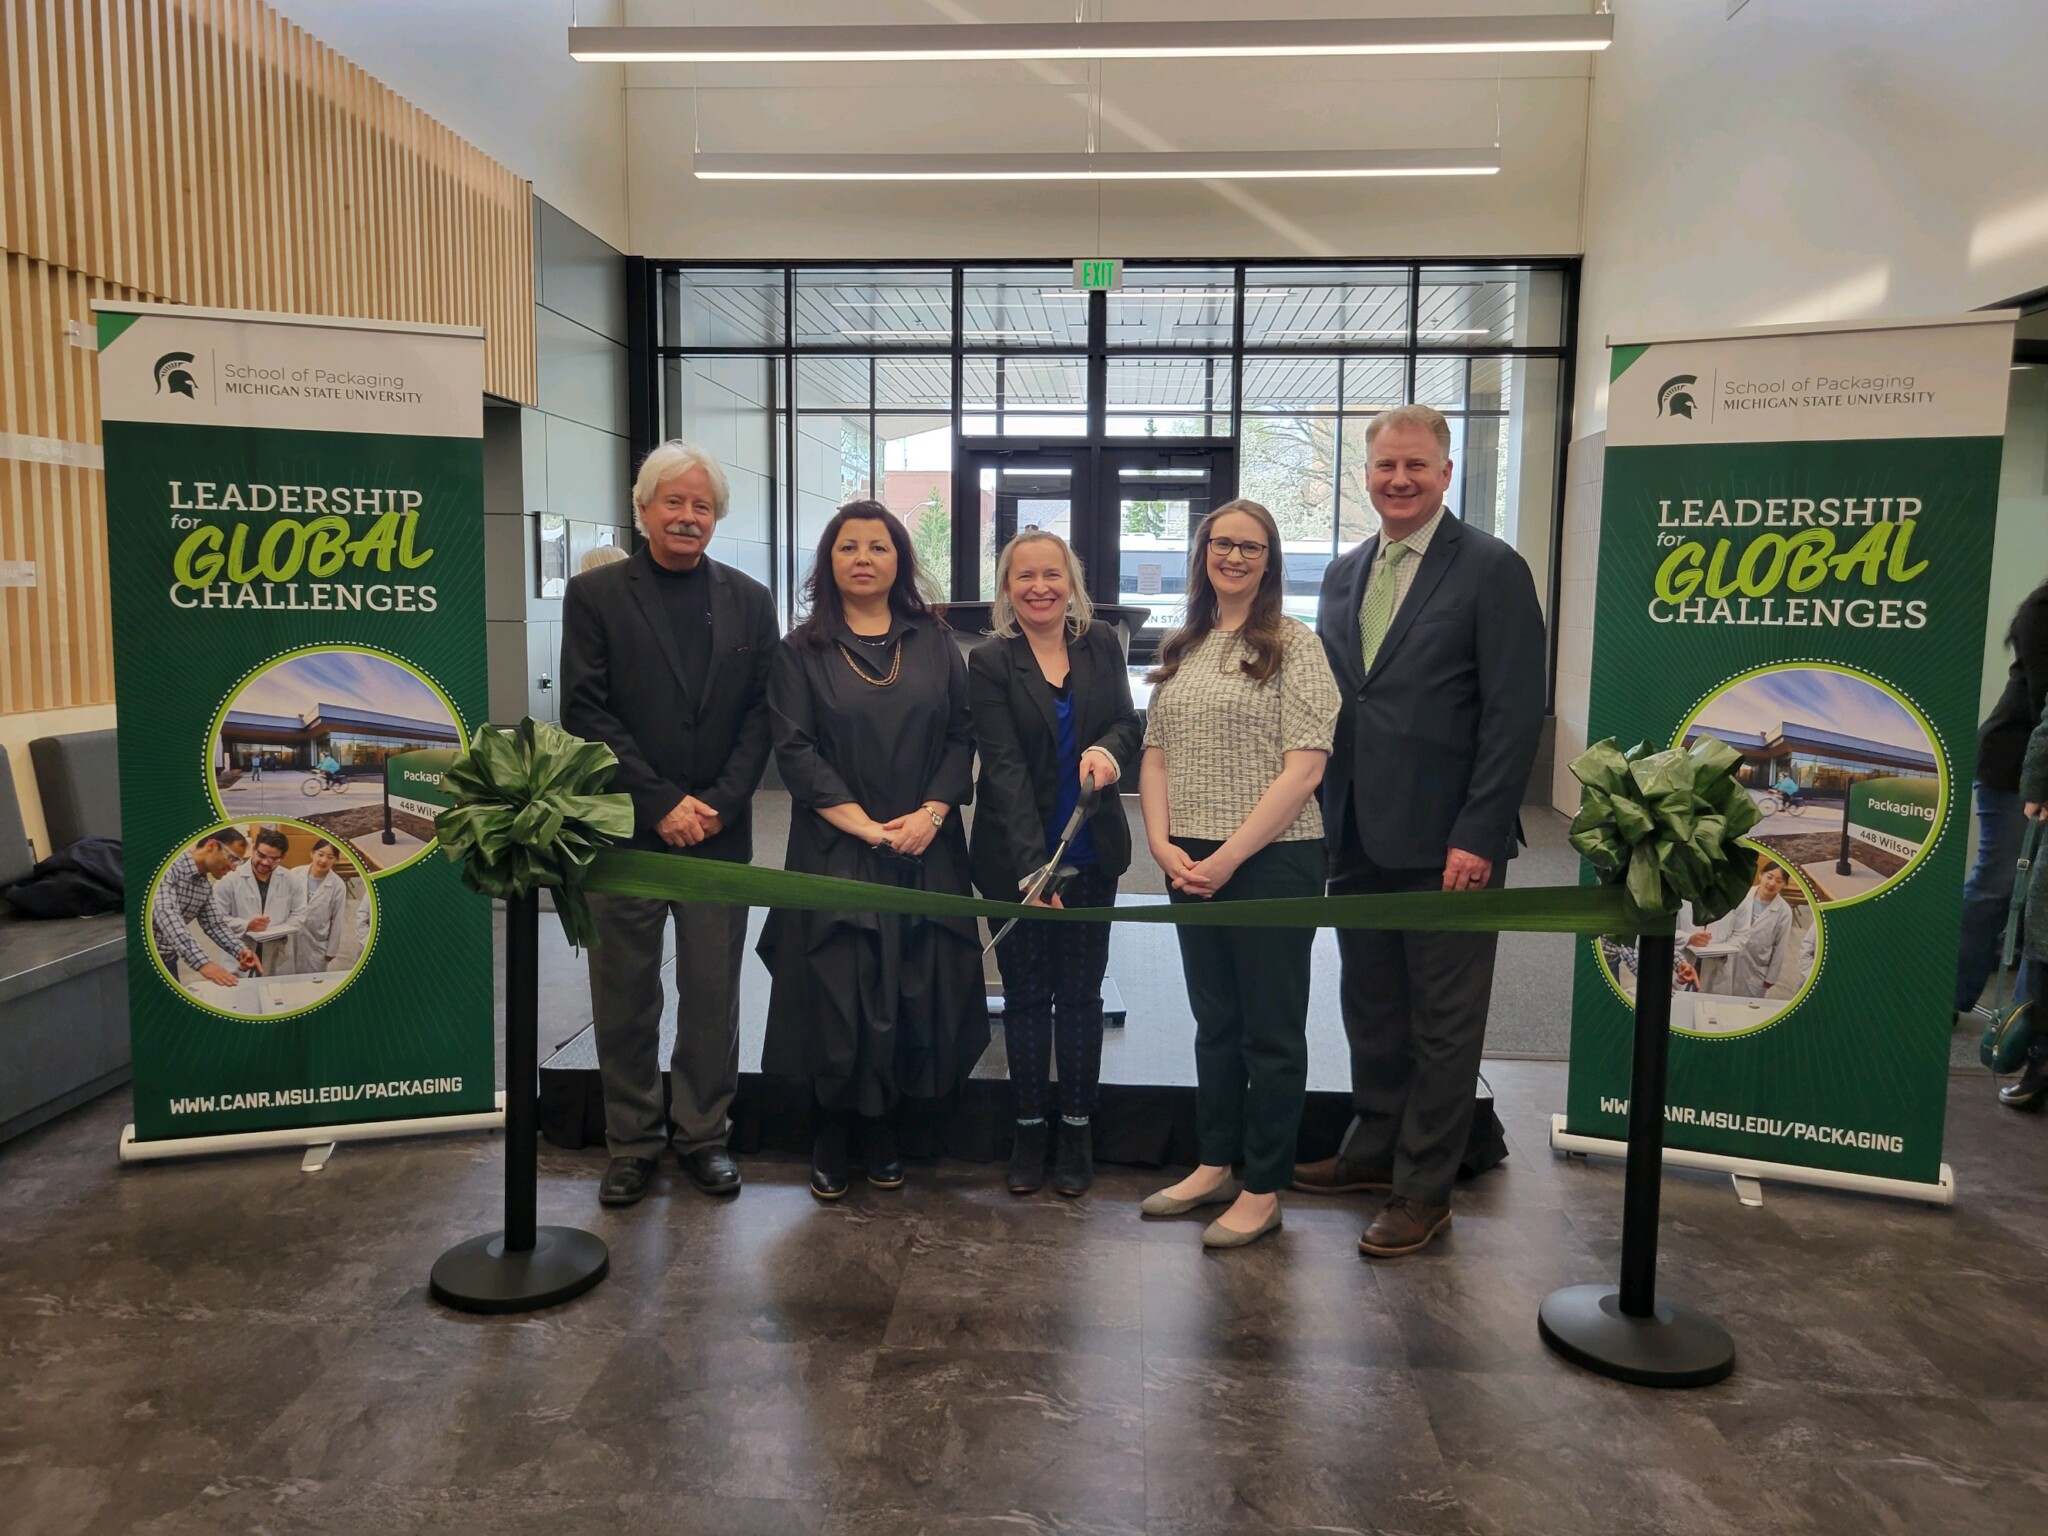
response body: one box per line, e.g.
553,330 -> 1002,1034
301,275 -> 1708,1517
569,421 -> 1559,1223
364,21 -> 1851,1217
994,865 -> 1117,1121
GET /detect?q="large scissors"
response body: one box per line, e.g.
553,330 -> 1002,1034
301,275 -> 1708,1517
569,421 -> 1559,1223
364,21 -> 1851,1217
984,780 -> 1101,954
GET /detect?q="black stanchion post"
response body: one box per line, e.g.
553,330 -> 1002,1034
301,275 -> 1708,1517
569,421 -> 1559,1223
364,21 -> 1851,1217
1538,929 -> 1735,1387
1836,795 -> 1854,878
430,889 -> 608,1314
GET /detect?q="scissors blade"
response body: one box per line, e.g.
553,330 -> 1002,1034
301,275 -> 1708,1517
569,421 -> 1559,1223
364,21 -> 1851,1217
983,781 -> 1103,954
985,860 -> 1056,953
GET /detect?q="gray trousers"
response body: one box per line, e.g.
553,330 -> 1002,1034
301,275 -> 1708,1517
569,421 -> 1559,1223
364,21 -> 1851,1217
587,891 -> 745,1161
1330,819 -> 1504,1206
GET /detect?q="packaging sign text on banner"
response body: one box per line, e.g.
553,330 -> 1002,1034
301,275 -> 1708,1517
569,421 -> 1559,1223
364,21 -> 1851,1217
1568,314 -> 2018,1190
97,304 -> 496,1144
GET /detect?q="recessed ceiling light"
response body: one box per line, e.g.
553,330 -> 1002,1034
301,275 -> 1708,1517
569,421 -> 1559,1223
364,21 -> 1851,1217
694,149 -> 1500,182
572,16 -> 1613,64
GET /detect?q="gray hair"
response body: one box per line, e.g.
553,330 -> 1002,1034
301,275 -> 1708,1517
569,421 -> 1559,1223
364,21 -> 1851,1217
632,440 -> 730,520
990,529 -> 1094,640
579,544 -> 629,573
1362,403 -> 1452,459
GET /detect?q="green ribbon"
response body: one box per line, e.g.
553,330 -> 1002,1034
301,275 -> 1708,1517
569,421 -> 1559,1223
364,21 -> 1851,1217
580,846 -> 1668,935
431,717 -> 1777,945
434,718 -> 635,949
1565,732 -> 1761,925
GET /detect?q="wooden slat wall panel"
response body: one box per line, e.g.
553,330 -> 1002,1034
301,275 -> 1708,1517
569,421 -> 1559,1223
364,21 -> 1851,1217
0,253 -> 140,714
2,0 -> 536,394
1,0 -> 537,713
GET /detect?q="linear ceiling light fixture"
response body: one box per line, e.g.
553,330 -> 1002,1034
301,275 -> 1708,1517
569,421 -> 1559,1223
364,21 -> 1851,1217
693,149 -> 1500,182
570,15 -> 1613,63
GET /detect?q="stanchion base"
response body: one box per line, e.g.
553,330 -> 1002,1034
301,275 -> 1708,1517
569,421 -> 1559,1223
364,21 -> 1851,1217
429,1227 -> 609,1315
1538,1283 -> 1735,1388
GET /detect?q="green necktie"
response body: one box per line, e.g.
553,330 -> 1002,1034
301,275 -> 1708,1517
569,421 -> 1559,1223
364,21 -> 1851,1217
1358,540 -> 1410,672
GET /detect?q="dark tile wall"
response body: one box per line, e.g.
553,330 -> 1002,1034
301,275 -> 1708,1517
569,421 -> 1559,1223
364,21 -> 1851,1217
485,199 -> 634,726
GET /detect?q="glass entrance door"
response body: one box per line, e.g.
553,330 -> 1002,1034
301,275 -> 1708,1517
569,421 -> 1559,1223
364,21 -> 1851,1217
957,448 -> 1085,607
957,442 -> 1232,661
1102,447 -> 1229,661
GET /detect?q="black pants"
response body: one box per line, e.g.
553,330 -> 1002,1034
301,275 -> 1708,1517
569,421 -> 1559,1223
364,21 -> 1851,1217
995,865 -> 1116,1121
1169,838 -> 1323,1195
1330,809 -> 1503,1205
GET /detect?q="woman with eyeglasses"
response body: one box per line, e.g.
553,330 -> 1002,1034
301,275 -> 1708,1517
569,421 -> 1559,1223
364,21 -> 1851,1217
1136,499 -> 1340,1248
969,529 -> 1142,1197
759,500 -> 989,1200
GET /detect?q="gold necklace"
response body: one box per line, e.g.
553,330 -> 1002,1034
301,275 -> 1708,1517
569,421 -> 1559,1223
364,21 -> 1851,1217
837,638 -> 902,686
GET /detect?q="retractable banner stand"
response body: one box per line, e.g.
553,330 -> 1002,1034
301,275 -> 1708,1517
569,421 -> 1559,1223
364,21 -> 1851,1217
1563,313 -> 2018,1201
96,304 -> 499,1160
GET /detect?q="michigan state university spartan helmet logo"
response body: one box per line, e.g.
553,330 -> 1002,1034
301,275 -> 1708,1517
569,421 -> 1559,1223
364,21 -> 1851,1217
1656,373 -> 1698,419
153,351 -> 197,397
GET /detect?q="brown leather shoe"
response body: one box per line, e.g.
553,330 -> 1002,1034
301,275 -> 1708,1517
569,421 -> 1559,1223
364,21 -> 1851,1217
1292,1155 -> 1393,1194
1358,1195 -> 1451,1257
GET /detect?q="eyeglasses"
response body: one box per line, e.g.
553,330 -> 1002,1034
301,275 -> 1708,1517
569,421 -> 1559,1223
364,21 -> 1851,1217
1206,537 -> 1269,560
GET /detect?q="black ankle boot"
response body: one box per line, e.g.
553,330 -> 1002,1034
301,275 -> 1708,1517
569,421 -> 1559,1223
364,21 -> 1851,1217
863,1113 -> 904,1189
1007,1121 -> 1049,1194
2001,1050 -> 2048,1110
811,1115 -> 849,1200
1053,1119 -> 1094,1196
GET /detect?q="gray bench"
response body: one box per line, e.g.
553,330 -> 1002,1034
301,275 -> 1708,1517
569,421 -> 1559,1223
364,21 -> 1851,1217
0,740 -> 130,1144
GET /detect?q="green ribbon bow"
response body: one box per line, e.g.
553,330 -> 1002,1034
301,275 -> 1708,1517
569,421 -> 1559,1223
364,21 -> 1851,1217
434,718 -> 636,950
1567,732 -> 1762,924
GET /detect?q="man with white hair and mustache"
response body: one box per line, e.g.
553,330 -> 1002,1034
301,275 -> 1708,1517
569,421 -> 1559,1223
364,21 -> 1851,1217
561,440 -> 779,1208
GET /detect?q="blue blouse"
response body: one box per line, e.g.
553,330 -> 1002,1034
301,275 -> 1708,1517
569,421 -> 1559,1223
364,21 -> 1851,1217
1049,682 -> 1099,868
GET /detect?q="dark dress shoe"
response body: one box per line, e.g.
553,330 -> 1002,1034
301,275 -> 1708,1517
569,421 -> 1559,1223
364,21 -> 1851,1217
681,1144 -> 742,1195
598,1155 -> 658,1208
1292,1155 -> 1393,1194
1358,1194 -> 1452,1257
863,1115 -> 904,1190
1007,1121 -> 1049,1194
2001,1053 -> 2048,1110
811,1119 -> 850,1201
1052,1120 -> 1094,1197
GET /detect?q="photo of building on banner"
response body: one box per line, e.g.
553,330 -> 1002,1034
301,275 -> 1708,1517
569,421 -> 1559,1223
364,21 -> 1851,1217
208,646 -> 463,873
1679,663 -> 1942,906
1564,312 -> 2018,1199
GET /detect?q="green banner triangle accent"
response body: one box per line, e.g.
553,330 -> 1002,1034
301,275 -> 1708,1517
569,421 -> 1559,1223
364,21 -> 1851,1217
96,311 -> 141,351
1610,343 -> 1651,383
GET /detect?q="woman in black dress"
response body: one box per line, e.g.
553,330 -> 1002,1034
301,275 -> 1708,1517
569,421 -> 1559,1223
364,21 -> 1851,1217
760,500 -> 989,1199
969,530 -> 1140,1197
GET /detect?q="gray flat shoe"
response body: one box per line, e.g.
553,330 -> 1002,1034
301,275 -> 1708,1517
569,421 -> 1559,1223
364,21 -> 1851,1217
1202,1203 -> 1283,1249
1140,1175 -> 1241,1217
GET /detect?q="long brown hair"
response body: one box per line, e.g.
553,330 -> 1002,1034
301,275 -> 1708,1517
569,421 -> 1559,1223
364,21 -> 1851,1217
1147,499 -> 1289,687
789,500 -> 944,647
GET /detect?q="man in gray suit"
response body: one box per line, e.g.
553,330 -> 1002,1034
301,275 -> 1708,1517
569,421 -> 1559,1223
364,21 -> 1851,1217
1295,403 -> 1545,1257
561,440 -> 779,1207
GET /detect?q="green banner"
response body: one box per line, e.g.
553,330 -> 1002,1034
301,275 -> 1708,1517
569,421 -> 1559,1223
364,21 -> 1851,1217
98,304 -> 494,1143
1569,315 -> 2018,1185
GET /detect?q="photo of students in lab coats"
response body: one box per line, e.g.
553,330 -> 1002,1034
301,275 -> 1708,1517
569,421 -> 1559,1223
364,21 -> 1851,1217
1597,849 -> 1821,1035
147,820 -> 378,1017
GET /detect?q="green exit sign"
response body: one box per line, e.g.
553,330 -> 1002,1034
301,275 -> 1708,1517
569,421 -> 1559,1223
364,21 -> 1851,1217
1073,258 -> 1123,292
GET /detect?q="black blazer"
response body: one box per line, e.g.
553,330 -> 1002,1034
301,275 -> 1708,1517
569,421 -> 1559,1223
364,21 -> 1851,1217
1315,512 -> 1546,870
559,547 -> 780,862
968,622 -> 1142,898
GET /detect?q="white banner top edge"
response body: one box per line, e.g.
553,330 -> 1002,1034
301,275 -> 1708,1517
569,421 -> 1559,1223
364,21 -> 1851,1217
91,300 -> 486,341
1607,310 -> 2020,351
1604,314 -> 2016,447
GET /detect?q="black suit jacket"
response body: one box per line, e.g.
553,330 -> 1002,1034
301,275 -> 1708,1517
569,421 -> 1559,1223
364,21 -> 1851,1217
967,622 -> 1142,897
1316,512 -> 1546,870
560,547 -> 780,862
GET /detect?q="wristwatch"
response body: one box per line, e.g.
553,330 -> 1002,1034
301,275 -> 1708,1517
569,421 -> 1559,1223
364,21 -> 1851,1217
925,805 -> 945,827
